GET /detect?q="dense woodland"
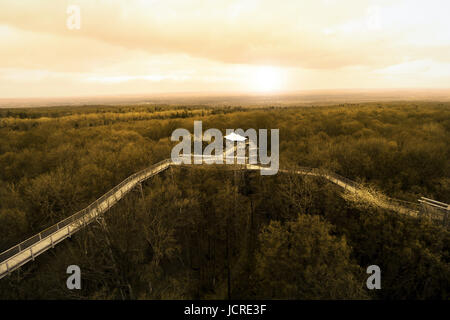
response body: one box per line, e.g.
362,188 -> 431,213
0,102 -> 449,299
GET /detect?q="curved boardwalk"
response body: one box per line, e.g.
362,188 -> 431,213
0,156 -> 446,279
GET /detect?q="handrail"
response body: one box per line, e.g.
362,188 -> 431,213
0,159 -> 172,273
420,197 -> 450,208
0,155 -> 447,279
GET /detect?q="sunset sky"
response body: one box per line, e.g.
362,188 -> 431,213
1,0 -> 450,98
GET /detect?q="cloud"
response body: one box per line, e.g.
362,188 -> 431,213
1,0 -> 450,97
2,0 -> 450,70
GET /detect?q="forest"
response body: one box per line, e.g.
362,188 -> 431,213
0,102 -> 449,299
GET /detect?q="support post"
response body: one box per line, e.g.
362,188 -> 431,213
138,183 -> 144,199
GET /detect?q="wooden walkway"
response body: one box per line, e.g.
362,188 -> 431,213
0,155 -> 447,279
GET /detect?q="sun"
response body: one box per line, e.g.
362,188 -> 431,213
251,66 -> 284,92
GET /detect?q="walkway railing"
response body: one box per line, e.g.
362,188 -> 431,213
0,159 -> 172,279
0,156 -> 447,279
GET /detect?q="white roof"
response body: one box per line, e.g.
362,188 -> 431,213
224,132 -> 247,142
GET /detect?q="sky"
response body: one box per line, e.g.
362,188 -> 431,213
1,0 -> 450,98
